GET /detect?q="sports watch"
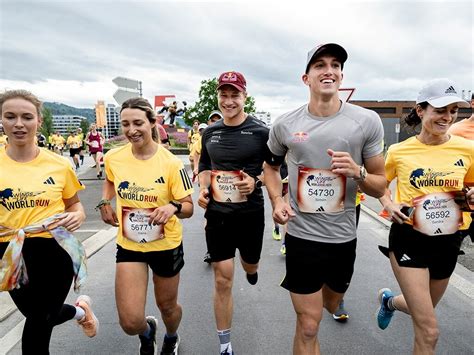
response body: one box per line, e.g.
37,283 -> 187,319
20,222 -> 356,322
253,176 -> 263,189
353,165 -> 367,182
169,200 -> 182,214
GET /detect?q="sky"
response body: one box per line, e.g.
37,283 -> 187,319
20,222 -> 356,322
0,0 -> 472,119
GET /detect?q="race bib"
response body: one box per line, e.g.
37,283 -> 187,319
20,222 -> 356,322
71,142 -> 79,149
297,167 -> 346,213
412,192 -> 463,236
122,207 -> 164,243
91,140 -> 99,148
211,170 -> 247,203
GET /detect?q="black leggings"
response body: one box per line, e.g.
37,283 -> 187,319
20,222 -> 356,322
0,238 -> 76,355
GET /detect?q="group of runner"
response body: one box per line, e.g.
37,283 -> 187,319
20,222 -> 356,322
0,42 -> 472,355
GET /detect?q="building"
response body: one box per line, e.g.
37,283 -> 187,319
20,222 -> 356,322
52,115 -> 85,135
254,111 -> 272,126
105,104 -> 120,138
350,100 -> 472,148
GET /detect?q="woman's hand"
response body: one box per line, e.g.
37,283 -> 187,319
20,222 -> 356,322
100,204 -> 119,227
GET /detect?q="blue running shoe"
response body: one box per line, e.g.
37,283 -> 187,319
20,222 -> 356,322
377,288 -> 395,330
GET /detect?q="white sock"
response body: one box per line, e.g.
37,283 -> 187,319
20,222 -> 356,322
220,342 -> 232,353
74,306 -> 86,321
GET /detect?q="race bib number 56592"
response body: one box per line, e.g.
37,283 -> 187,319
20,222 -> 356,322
297,167 -> 346,213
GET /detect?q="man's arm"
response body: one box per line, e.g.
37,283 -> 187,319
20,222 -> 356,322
263,163 -> 295,224
357,153 -> 386,198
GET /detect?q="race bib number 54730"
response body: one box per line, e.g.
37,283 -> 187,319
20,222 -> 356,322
297,167 -> 346,213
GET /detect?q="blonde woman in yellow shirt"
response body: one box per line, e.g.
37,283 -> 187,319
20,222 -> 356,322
0,90 -> 98,354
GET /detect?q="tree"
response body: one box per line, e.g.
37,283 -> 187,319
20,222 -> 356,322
80,119 -> 90,135
40,107 -> 54,138
184,78 -> 257,126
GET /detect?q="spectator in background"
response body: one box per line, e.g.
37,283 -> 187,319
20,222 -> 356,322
85,123 -> 105,179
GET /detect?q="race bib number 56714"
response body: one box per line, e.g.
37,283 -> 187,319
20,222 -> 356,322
297,167 -> 346,213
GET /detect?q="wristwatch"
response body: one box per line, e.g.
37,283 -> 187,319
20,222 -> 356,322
353,165 -> 367,182
253,176 -> 263,189
169,200 -> 182,214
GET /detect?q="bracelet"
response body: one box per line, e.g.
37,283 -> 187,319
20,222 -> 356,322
95,199 -> 111,211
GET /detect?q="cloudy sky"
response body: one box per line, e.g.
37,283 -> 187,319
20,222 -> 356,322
0,0 -> 472,119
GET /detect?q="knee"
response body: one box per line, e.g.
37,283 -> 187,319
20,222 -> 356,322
119,317 -> 143,335
297,314 -> 321,340
157,300 -> 180,318
214,274 -> 233,294
415,318 -> 439,346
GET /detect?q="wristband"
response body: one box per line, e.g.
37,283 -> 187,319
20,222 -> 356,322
169,200 -> 182,214
95,199 -> 111,211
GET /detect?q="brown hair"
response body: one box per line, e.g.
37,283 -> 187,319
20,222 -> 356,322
0,89 -> 43,118
120,97 -> 159,142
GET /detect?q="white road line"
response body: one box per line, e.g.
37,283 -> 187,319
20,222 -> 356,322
0,319 -> 25,355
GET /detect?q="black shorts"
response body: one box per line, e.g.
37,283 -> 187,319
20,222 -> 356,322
388,223 -> 463,280
69,148 -> 81,157
115,243 -> 184,277
281,234 -> 357,294
205,209 -> 265,264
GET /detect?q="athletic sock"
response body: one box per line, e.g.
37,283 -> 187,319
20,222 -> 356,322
217,329 -> 231,353
73,306 -> 86,320
274,225 -> 279,233
387,296 -> 397,311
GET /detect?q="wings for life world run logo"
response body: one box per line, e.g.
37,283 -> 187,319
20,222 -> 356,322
0,188 -> 48,211
306,173 -> 337,187
117,181 -> 157,202
409,168 -> 457,189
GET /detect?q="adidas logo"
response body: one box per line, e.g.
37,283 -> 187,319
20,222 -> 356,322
155,176 -> 165,184
400,254 -> 411,262
139,238 -> 147,243
445,86 -> 457,94
454,159 -> 464,167
43,177 -> 55,185
434,228 -> 443,234
226,198 -> 232,202
316,206 -> 325,212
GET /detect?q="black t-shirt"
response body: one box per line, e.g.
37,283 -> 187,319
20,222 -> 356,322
199,115 -> 274,213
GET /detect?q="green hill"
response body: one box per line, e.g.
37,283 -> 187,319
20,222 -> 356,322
44,102 -> 95,122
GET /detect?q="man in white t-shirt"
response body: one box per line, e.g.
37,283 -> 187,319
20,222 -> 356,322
264,43 -> 386,354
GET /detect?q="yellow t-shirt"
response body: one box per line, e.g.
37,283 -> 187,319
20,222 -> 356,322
190,135 -> 202,156
104,143 -> 194,252
448,118 -> 474,140
0,147 -> 85,241
385,135 -> 474,229
67,135 -> 82,149
52,134 -> 65,147
188,130 -> 200,153
0,135 -> 8,146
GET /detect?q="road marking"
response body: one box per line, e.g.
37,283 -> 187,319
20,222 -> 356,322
0,227 -> 117,353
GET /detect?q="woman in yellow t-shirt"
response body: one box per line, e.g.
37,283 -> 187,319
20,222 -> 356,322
98,97 -> 193,354
0,90 -> 98,353
376,79 -> 474,353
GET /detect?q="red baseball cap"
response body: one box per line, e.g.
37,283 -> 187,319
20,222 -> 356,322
217,71 -> 247,92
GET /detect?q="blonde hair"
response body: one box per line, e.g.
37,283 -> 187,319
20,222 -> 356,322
0,89 -> 43,118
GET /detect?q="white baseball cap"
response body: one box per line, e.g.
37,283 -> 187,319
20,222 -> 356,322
198,123 -> 208,130
416,79 -> 469,108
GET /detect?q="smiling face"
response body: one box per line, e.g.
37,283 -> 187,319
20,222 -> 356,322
121,108 -> 154,147
217,86 -> 247,120
1,98 -> 42,147
303,55 -> 343,98
417,103 -> 459,138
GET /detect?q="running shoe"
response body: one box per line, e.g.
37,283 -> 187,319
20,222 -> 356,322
75,295 -> 99,338
221,347 -> 235,355
139,316 -> 157,355
280,243 -> 286,256
203,252 -> 212,264
272,228 -> 281,241
376,288 -> 395,330
332,299 -> 349,322
246,272 -> 258,285
160,334 -> 180,355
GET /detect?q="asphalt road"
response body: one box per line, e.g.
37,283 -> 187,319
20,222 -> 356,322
1,154 -> 473,354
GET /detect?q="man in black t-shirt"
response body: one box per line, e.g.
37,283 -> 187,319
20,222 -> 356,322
198,71 -> 275,355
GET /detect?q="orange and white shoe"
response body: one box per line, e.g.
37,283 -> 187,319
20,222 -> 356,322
76,295 -> 99,337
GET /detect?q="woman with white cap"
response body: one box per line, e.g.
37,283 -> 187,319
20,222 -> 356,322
376,79 -> 473,354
